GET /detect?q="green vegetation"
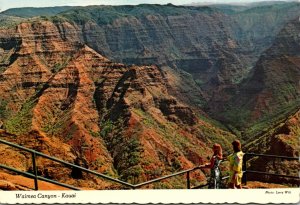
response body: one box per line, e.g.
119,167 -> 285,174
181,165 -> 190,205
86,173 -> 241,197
244,101 -> 300,140
197,123 -> 236,152
37,52 -> 72,73
222,99 -> 299,143
243,108 -> 299,186
65,123 -> 78,141
59,9 -> 93,25
2,7 -> 75,18
0,66 -> 6,74
89,130 -> 100,138
272,83 -> 299,105
50,15 -> 69,24
4,100 -> 36,135
194,79 -> 204,86
239,2 -> 300,15
170,158 -> 181,171
176,70 -> 208,108
0,14 -> 24,28
133,108 -> 223,168
51,56 -> 71,73
152,175 -> 186,189
133,108 -> 191,152
99,118 -> 144,184
0,99 -> 9,120
100,120 -> 114,139
0,49 -> 15,66
41,106 -> 71,137
221,106 -> 252,130
60,4 -> 217,25
232,1 -> 300,44
197,113 -> 228,131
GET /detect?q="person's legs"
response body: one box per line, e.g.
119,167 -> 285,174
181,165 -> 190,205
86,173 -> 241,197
228,172 -> 236,188
236,174 -> 243,189
228,182 -> 236,188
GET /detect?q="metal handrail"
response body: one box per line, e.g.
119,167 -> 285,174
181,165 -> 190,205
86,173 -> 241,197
0,138 -> 213,190
245,153 -> 298,160
1,137 -> 299,190
134,167 -> 198,188
133,161 -> 230,189
243,153 -> 299,185
0,138 -> 134,189
0,164 -> 80,190
246,170 -> 299,179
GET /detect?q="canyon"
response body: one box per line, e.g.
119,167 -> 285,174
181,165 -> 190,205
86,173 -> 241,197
0,2 -> 299,189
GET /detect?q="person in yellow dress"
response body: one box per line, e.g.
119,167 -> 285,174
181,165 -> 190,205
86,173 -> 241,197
227,140 -> 244,188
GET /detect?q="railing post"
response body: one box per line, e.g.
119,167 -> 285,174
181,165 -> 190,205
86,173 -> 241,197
243,153 -> 247,185
186,171 -> 191,189
32,152 -> 39,190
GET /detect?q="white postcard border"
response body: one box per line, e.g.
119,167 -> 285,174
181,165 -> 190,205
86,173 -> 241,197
0,188 -> 299,204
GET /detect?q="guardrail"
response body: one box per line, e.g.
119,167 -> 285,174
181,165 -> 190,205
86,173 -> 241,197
0,138 -> 221,190
243,153 -> 299,185
135,167 -> 196,189
0,138 -> 298,190
0,138 -> 134,190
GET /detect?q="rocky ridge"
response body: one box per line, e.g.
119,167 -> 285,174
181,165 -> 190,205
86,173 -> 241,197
0,19 -> 235,188
52,3 -> 300,137
220,17 -> 300,138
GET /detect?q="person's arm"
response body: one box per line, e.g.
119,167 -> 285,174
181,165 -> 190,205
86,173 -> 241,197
196,164 -> 206,169
205,156 -> 215,169
197,156 -> 215,169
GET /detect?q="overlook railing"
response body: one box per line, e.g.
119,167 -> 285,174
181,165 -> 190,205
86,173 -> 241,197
243,153 -> 299,185
0,138 -> 298,190
0,138 -> 134,190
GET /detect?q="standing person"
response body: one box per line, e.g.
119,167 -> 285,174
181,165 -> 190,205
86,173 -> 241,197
199,143 -> 223,189
227,139 -> 244,189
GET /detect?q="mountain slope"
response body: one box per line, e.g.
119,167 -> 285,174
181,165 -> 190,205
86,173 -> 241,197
244,109 -> 300,185
58,4 -> 250,100
231,1 -> 300,56
0,14 -> 24,28
54,3 -> 300,129
220,17 -> 300,138
0,19 -> 236,188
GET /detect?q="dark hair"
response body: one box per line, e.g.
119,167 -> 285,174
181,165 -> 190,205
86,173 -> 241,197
232,140 -> 241,152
